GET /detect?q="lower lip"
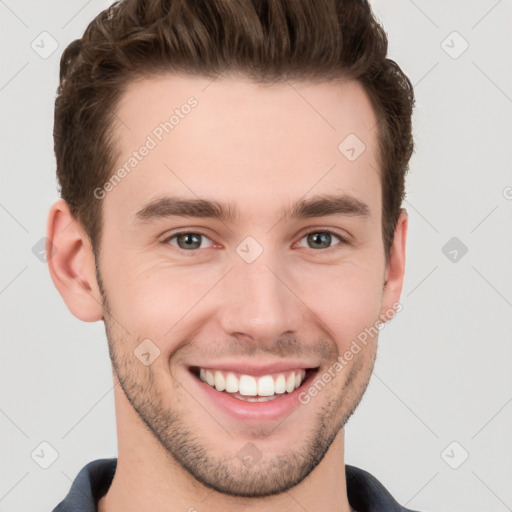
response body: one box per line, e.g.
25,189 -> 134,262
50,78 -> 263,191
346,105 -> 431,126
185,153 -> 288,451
189,368 -> 318,422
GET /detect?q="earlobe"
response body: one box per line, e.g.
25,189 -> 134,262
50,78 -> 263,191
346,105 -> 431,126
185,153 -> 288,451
380,208 -> 408,319
46,199 -> 104,322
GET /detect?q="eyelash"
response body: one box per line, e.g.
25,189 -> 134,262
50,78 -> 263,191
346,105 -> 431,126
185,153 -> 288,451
162,229 -> 349,254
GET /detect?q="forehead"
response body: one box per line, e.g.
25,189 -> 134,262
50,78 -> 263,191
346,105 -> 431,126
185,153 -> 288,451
107,73 -> 381,223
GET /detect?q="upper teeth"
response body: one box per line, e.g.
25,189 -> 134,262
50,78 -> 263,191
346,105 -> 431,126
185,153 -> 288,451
198,368 -> 307,396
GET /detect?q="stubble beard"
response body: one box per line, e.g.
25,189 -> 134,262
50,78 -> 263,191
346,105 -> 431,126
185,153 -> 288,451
97,267 -> 377,498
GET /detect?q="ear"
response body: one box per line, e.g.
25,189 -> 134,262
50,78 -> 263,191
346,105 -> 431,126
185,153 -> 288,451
380,208 -> 408,321
46,199 -> 104,322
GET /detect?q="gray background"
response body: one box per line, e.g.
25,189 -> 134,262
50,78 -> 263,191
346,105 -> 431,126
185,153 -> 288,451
1,1 -> 511,511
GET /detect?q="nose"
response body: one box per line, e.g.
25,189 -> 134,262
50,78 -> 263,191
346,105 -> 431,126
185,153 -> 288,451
216,252 -> 305,347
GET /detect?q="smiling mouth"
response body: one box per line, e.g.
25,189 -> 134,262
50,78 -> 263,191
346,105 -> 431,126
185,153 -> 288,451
189,366 -> 318,402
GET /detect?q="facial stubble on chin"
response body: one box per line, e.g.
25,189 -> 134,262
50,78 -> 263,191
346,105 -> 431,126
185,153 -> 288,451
95,265 -> 377,498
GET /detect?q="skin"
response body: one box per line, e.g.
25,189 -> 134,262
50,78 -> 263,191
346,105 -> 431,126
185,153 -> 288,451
47,74 -> 407,512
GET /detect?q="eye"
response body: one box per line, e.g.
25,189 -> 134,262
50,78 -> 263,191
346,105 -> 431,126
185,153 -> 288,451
164,232 -> 214,251
297,230 -> 346,250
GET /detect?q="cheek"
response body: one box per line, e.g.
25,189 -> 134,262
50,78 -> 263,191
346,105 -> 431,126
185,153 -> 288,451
302,262 -> 384,348
103,258 -> 218,337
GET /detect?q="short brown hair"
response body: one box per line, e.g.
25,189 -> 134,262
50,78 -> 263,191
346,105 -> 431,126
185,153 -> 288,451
54,0 -> 414,261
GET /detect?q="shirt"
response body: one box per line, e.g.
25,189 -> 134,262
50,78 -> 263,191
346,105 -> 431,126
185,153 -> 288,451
51,458 -> 420,512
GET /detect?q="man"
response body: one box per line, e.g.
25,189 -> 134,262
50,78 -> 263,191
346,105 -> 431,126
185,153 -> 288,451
47,0 -> 416,510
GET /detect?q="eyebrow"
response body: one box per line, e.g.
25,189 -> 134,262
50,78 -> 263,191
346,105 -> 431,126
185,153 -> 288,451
134,194 -> 370,224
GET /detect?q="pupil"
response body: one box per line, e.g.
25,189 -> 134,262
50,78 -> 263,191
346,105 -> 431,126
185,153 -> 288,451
309,232 -> 330,249
180,233 -> 200,249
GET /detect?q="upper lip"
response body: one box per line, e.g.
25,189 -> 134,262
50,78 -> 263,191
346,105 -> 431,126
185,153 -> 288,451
189,361 -> 319,377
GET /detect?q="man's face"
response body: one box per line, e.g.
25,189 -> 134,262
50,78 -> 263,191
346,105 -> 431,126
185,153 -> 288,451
96,74 -> 402,497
